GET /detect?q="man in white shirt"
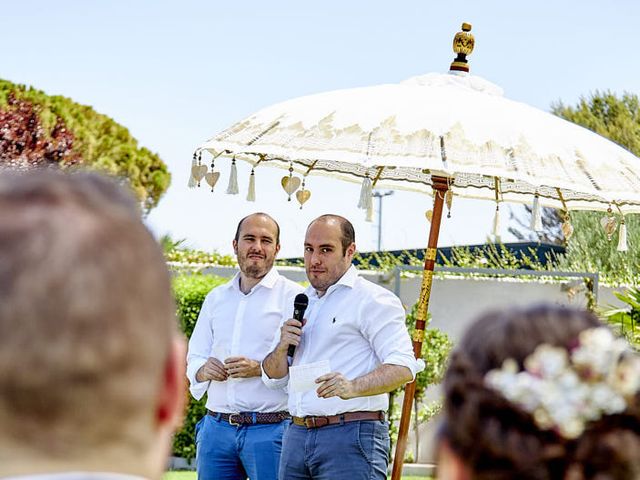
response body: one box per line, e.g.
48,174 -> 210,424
262,214 -> 422,480
187,213 -> 304,480
0,171 -> 185,480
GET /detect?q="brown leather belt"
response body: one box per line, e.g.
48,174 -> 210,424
292,411 -> 385,429
208,410 -> 290,426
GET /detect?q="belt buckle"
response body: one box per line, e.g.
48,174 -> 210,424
305,416 -> 329,428
228,413 -> 242,426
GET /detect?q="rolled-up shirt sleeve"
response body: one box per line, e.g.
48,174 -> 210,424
360,290 -> 424,380
186,293 -> 214,400
261,364 -> 290,390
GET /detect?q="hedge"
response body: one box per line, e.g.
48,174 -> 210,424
172,273 -> 229,459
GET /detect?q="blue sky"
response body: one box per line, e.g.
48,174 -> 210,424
2,1 -> 639,257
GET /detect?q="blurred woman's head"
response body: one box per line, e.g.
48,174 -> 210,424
438,304 -> 640,480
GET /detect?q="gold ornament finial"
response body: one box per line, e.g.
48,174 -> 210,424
450,22 -> 475,73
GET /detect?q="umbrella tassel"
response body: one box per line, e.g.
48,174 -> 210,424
365,201 -> 374,222
247,168 -> 256,202
188,152 -> 198,188
617,219 -> 628,252
226,158 -> 239,195
492,205 -> 501,240
530,193 -> 543,231
358,176 -> 373,210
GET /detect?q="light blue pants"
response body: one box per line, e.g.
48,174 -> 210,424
195,413 -> 288,480
278,420 -> 390,480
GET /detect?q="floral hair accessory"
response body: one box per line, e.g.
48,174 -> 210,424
485,327 -> 640,439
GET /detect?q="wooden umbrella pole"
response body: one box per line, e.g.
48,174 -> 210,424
390,175 -> 449,480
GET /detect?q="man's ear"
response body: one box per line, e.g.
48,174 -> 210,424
346,242 -> 356,260
275,243 -> 281,256
156,335 -> 187,430
232,239 -> 238,256
436,440 -> 471,480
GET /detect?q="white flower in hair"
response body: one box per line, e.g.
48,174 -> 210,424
484,327 -> 640,440
611,354 -> 640,396
524,344 -> 568,378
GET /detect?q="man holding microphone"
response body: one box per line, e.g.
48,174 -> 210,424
263,214 -> 422,480
187,212 -> 303,480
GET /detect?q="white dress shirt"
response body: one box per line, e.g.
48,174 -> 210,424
187,267 -> 303,413
263,265 -> 422,416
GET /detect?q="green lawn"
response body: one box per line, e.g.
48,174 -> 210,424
164,472 -> 432,480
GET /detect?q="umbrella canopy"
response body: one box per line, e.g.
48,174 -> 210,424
198,71 -> 640,214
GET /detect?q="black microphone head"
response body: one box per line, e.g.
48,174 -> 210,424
294,293 -> 309,308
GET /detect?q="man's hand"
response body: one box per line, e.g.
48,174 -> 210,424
315,372 -> 357,400
276,318 -> 304,353
224,356 -> 261,378
196,357 -> 228,382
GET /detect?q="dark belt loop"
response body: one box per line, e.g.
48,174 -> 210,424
252,412 -> 257,424
339,414 -> 345,426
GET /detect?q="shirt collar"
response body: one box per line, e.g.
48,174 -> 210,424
231,266 -> 280,293
307,264 -> 358,299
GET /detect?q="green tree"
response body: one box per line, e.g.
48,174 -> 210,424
553,91 -> 640,154
0,79 -> 170,212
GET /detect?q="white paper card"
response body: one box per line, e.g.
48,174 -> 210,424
289,360 -> 331,393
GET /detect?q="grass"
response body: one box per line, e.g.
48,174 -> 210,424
164,473 -> 432,480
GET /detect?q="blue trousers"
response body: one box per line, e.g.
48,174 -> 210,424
195,413 -> 288,480
278,420 -> 390,480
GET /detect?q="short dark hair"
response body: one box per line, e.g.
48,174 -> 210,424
234,212 -> 280,244
311,214 -> 355,255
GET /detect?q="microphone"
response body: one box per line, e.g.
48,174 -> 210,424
287,293 -> 309,357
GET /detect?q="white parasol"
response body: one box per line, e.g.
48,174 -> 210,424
191,23 -> 640,478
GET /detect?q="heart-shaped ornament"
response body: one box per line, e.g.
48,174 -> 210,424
296,189 -> 311,208
425,210 -> 433,222
205,172 -> 220,191
281,176 -> 301,196
561,220 -> 574,241
600,215 -> 617,240
191,165 -> 207,182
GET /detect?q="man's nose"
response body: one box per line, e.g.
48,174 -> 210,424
310,251 -> 321,266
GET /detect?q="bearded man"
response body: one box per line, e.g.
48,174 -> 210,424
187,213 -> 303,480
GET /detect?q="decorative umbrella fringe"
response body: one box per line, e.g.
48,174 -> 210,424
358,176 -> 373,210
226,160 -> 239,195
618,221 -> 628,252
247,170 -> 256,202
188,155 -> 197,188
